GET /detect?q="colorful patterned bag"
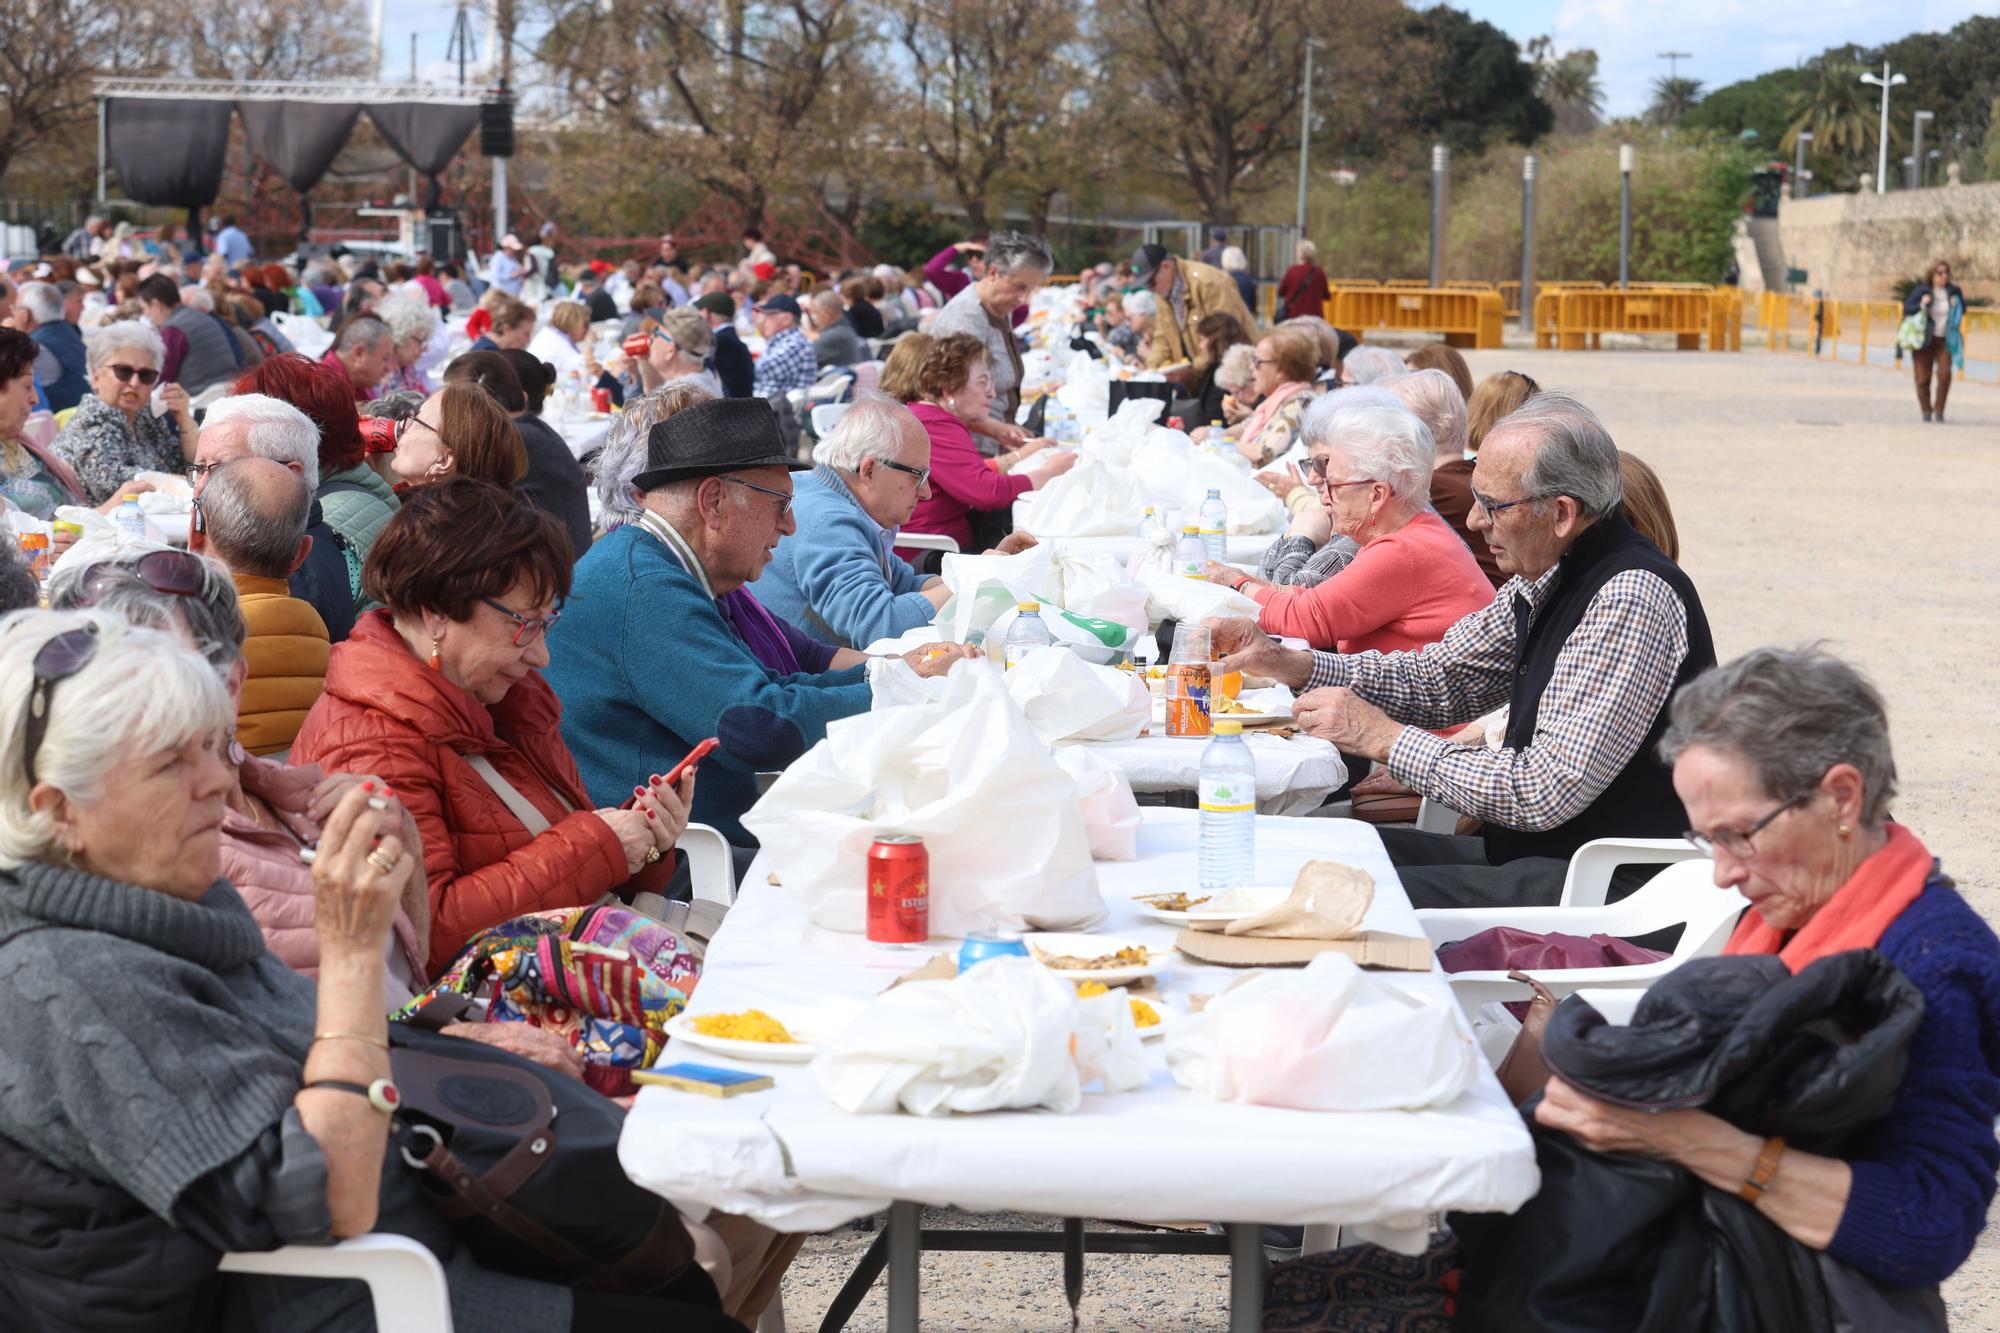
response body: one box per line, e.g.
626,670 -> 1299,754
399,903 -> 700,1096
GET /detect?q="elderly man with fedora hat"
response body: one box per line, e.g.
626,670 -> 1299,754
545,397 -> 973,848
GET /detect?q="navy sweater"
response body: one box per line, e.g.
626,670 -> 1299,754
1826,876 -> 2000,1286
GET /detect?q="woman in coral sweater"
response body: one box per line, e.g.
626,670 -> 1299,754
1212,389 -> 1491,654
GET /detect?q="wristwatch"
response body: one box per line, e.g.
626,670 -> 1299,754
305,1077 -> 402,1115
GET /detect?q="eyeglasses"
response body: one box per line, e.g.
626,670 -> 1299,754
106,363 -> 160,386
480,596 -> 562,647
1471,488 -> 1549,523
75,549 -> 205,606
722,476 -> 793,518
1303,456 -> 1378,489
1684,793 -> 1809,859
1253,355 -> 1278,368
22,626 -> 99,784
186,460 -> 223,484
877,459 -> 931,489
396,415 -> 441,447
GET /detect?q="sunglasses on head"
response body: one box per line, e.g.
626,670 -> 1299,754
22,625 -> 99,785
74,549 -> 206,606
106,363 -> 160,386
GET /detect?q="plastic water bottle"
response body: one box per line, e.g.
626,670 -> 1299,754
1004,601 -> 1053,670
113,495 -> 147,547
1045,398 -> 1071,443
1174,524 -> 1206,578
1198,488 -> 1227,560
1198,720 -> 1256,891
1135,506 -> 1160,541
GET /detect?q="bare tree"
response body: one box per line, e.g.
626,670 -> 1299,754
0,0 -> 176,191
176,0 -> 373,80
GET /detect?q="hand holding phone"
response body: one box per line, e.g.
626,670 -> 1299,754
663,737 -> 719,788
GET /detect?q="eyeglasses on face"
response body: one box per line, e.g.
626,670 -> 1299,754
1684,792 -> 1810,859
106,363 -> 160,386
480,595 -> 562,647
396,415 -> 442,447
877,459 -> 931,489
1470,488 -> 1548,523
723,476 -> 793,518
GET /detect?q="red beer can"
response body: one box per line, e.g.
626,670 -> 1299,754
622,331 -> 652,359
866,834 -> 930,944
590,386 -> 612,413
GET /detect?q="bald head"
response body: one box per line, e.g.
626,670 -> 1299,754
199,456 -> 313,579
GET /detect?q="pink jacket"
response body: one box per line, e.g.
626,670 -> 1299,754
220,753 -> 427,1002
900,400 -> 1032,555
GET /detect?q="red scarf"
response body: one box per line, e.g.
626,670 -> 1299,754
1722,823 -> 1932,972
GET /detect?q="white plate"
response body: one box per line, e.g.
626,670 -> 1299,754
664,1010 -> 823,1063
1025,932 -> 1169,985
1130,884 -> 1291,926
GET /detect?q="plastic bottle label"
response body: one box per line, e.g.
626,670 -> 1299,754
1197,775 -> 1254,813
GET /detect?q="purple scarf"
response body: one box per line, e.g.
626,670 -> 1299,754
717,587 -> 802,676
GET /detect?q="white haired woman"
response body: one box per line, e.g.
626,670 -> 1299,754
1108,290 -> 1154,362
1209,388 -> 1492,653
759,391 -> 1029,649
927,230 -> 1055,448
50,318 -> 197,505
1219,244 -> 1256,311
376,295 -> 442,396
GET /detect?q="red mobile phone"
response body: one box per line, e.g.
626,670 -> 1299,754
662,737 -> 720,788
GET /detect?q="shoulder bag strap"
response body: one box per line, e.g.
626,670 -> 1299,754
459,753 -> 572,837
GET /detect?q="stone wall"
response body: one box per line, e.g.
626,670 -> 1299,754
1771,180 -> 2000,302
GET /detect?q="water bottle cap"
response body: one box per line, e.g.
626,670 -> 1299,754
1213,719 -> 1244,736
1182,524 -> 1198,534
1017,601 -> 1039,612
1207,488 -> 1221,497
1143,506 -> 1155,514
121,494 -> 140,503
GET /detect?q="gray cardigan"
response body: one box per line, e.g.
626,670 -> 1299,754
0,862 -> 570,1331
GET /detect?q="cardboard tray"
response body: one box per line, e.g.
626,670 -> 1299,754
1173,928 -> 1433,971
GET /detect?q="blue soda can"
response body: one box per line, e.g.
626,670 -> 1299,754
958,931 -> 1031,972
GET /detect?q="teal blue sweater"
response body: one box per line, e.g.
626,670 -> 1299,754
544,522 -> 870,844
756,467 -> 937,649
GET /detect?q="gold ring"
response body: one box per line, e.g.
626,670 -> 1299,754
644,846 -> 662,864
366,846 -> 400,875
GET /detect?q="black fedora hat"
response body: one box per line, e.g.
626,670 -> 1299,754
631,397 -> 807,492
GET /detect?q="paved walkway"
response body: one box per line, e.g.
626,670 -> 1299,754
771,348 -> 2000,1330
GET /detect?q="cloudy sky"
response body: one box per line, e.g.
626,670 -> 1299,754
1458,0 -> 1990,117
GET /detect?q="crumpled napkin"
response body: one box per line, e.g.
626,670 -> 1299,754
1224,860 -> 1375,940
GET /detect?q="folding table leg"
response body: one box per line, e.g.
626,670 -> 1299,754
1062,1217 -> 1085,1324
816,1231 -> 889,1333
1225,1223 -> 1265,1333
885,1201 -> 922,1333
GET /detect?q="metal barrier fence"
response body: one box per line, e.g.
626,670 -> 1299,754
1530,286 -> 1741,351
1327,285 -> 1505,349
1755,293 -> 2000,384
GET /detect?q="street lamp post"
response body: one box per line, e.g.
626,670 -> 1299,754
1520,154 -> 1537,324
1294,38 -> 1325,238
1429,144 -> 1450,287
1793,130 -> 1813,200
1618,144 -> 1634,289
1910,110 -> 1933,190
1859,62 -> 1907,195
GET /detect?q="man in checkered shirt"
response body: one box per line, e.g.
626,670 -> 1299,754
750,293 -> 818,400
1214,392 -> 1715,910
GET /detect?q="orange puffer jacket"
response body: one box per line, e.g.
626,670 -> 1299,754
292,610 -> 670,975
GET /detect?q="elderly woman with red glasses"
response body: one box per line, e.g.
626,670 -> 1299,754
50,318 -> 198,505
291,479 -> 696,975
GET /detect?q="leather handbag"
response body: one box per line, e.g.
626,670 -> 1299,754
385,1023 -> 707,1299
1492,970 -> 1559,1105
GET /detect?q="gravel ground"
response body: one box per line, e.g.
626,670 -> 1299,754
770,347 -> 2000,1331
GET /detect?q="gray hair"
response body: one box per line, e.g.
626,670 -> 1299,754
47,547 -> 245,671
1300,386 -> 1434,508
1121,290 -> 1157,319
1499,390 -> 1623,520
334,314 -> 393,354
0,610 -> 231,871
815,391 -> 915,472
1220,246 -> 1249,273
1215,343 -> 1257,393
593,382 -> 717,525
361,390 -> 426,421
200,393 -> 323,491
1659,647 -> 1898,826
1341,345 -> 1408,386
1389,368 -> 1468,460
984,231 -> 1054,278
15,282 -> 62,325
809,289 -> 843,321
178,285 -> 214,313
376,295 -> 438,343
198,459 -> 311,578
84,319 -> 166,374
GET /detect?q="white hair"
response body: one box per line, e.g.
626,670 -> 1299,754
1121,291 -> 1157,318
1215,344 -> 1257,393
0,609 -> 231,871
201,393 -> 322,491
16,282 -> 63,325
376,295 -> 439,343
1503,390 -> 1624,520
1341,345 -> 1408,386
178,285 -> 214,313
1220,246 -> 1249,273
814,391 -> 915,472
593,383 -> 717,525
83,319 -> 166,375
1389,368 -> 1468,460
1301,386 -> 1435,508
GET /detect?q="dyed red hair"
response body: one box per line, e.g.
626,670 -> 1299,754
231,354 -> 367,473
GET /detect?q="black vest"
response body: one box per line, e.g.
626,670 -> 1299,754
1483,511 -> 1715,865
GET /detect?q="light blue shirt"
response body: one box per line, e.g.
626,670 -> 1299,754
215,226 -> 253,266
488,250 -> 525,296
758,466 -> 936,649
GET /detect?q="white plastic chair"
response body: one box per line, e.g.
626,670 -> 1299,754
895,531 -> 960,555
1556,836 -> 1707,907
220,1234 -> 452,1331
188,381 -> 234,412
1420,855 -> 1745,1014
810,402 -> 848,439
804,373 -> 853,404
1413,796 -> 1462,834
678,820 -> 738,904
1570,987 -> 1645,1025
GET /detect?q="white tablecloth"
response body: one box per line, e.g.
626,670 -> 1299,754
619,810 -> 1538,1235
550,411 -> 613,460
1083,730 -> 1346,815
1011,497 -> 1281,567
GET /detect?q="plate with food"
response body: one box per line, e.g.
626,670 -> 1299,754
1024,933 -> 1169,984
1077,981 -> 1172,1038
1131,884 -> 1293,926
1210,689 -> 1293,726
665,1008 -> 825,1063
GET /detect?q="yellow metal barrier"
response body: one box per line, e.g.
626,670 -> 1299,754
1328,286 -> 1505,349
1532,285 -> 1735,351
1754,293 -> 1998,384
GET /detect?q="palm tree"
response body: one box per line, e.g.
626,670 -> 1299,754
1781,58 -> 1878,161
1646,75 -> 1704,127
1539,48 -> 1605,135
